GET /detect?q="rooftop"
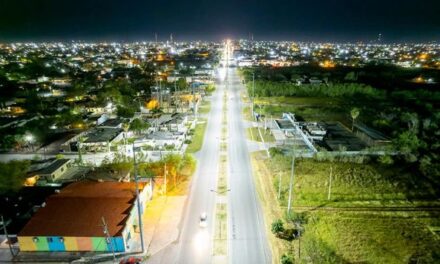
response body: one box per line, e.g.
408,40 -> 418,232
84,127 -> 122,143
37,159 -> 71,175
18,181 -> 145,237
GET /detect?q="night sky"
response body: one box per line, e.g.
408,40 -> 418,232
0,0 -> 439,42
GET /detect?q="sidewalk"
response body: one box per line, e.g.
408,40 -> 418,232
144,195 -> 187,259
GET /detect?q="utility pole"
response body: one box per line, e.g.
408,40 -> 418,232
101,217 -> 116,263
1,215 -> 15,257
192,84 -> 196,121
251,72 -> 255,120
287,149 -> 296,215
278,171 -> 282,199
327,166 -> 333,200
132,143 -> 145,253
164,163 -> 167,195
159,79 -> 162,106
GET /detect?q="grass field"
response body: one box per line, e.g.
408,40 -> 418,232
198,100 -> 211,115
186,119 -> 207,153
253,96 -> 351,126
267,155 -> 439,207
301,211 -> 440,264
250,151 -> 440,263
246,127 -> 275,143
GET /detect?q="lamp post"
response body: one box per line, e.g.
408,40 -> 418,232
25,133 -> 34,152
0,215 -> 16,257
132,143 -> 145,253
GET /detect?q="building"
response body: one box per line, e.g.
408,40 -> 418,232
18,181 -> 152,252
27,159 -> 72,183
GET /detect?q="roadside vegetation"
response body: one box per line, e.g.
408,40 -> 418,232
242,64 -> 440,263
240,66 -> 440,184
185,118 -> 208,153
251,150 -> 440,264
246,127 -> 275,143
198,100 -> 211,115
0,160 -> 31,193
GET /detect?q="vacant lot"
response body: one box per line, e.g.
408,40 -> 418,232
301,211 -> 440,264
246,127 -> 275,143
251,151 -> 440,263
254,96 -> 351,126
268,156 -> 439,207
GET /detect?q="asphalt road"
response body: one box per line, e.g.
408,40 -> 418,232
227,68 -> 271,263
175,71 -> 223,263
176,46 -> 270,263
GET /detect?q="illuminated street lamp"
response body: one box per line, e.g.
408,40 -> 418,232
24,133 -> 35,152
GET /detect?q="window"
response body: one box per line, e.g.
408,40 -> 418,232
47,237 -> 53,243
32,237 -> 39,243
59,237 -> 64,243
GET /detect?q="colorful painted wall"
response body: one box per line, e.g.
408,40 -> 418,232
18,236 -> 125,252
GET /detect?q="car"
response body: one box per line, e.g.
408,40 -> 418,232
119,257 -> 142,264
199,212 -> 207,228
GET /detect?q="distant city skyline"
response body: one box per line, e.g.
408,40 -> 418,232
0,0 -> 439,42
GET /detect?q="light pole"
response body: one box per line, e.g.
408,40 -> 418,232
0,215 -> 16,257
251,72 -> 255,120
132,143 -> 145,253
287,142 -> 297,215
25,133 -> 34,152
287,154 -> 295,214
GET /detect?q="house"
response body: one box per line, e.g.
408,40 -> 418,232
99,118 -> 124,129
162,113 -> 188,133
27,159 -> 72,183
136,131 -> 185,150
17,181 -> 152,252
61,127 -> 123,153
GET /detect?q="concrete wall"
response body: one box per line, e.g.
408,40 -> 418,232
18,236 -> 125,252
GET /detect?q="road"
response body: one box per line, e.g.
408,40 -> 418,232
175,70 -> 223,263
175,42 -> 270,263
227,68 -> 271,263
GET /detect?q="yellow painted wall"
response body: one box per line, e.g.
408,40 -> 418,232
17,237 -> 36,251
63,237 -> 78,251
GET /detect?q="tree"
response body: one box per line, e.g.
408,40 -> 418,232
271,219 -> 285,235
117,105 -> 136,118
394,131 -> 423,163
130,119 -> 149,135
122,122 -> 130,145
0,160 -> 30,193
177,77 -> 187,91
350,108 -> 360,132
344,71 -> 358,81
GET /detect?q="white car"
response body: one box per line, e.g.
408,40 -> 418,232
199,212 -> 207,228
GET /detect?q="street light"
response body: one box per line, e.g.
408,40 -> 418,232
24,133 -> 35,152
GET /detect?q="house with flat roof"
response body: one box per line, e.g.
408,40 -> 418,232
17,181 -> 152,253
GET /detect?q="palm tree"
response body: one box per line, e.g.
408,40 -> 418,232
350,108 -> 360,132
122,122 -> 130,145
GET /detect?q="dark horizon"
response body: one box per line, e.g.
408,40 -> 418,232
1,0 -> 439,43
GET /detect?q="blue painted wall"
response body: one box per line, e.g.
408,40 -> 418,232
47,237 -> 66,251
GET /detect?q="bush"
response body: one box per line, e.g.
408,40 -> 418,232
281,253 -> 294,264
271,219 -> 285,235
